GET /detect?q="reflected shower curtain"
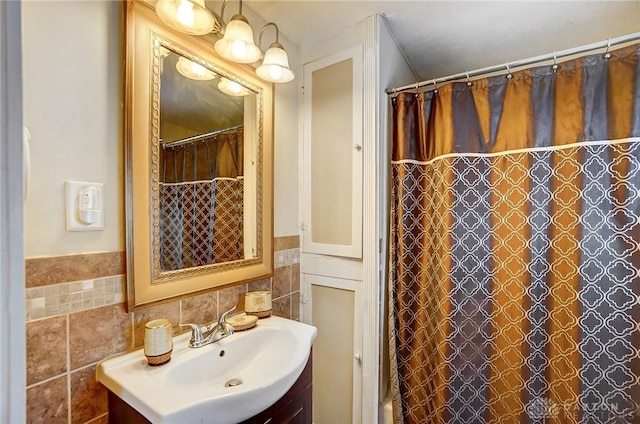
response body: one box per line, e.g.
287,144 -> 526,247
160,130 -> 244,271
388,44 -> 640,424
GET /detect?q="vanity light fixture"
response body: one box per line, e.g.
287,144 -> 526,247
176,56 -> 217,80
214,15 -> 262,63
218,77 -> 251,96
155,0 -> 220,35
156,0 -> 295,82
213,0 -> 262,64
255,23 -> 295,83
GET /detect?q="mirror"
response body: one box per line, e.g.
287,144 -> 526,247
158,48 -> 254,271
125,0 -> 273,310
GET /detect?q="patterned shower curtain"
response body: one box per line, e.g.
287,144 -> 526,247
159,130 -> 244,271
388,44 -> 640,424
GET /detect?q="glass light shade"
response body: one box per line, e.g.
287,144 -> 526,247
175,57 -> 216,81
218,77 -> 250,96
214,15 -> 262,64
156,0 -> 216,35
256,42 -> 295,83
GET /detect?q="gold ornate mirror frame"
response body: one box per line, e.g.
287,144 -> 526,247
124,0 -> 273,310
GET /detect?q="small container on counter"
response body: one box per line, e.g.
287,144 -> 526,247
244,291 -> 272,318
144,319 -> 173,366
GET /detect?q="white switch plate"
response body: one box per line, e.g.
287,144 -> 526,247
65,181 -> 104,231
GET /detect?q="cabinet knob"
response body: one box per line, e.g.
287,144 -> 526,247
354,353 -> 362,364
354,144 -> 362,151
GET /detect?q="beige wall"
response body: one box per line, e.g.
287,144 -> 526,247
22,0 -> 300,259
22,1 -> 302,423
23,0 -> 123,257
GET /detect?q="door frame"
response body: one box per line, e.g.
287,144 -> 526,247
0,0 -> 26,421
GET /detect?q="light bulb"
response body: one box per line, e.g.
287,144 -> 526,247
218,77 -> 249,96
231,40 -> 247,59
176,56 -> 216,80
268,65 -> 283,81
176,0 -> 195,27
229,80 -> 242,93
255,42 -> 295,83
156,0 -> 215,35
190,61 -> 206,77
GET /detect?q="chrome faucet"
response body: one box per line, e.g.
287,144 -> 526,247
179,306 -> 236,348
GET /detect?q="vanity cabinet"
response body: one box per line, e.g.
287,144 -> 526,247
239,354 -> 312,424
106,355 -> 312,424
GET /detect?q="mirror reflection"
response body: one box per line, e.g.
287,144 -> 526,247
157,48 -> 257,273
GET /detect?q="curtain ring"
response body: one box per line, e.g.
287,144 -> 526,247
505,62 -> 512,80
604,37 -> 612,60
466,71 -> 472,87
552,51 -> 559,73
432,78 -> 438,94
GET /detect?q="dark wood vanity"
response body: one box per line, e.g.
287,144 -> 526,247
239,355 -> 312,424
107,355 -> 312,424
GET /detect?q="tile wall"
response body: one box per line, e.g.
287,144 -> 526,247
25,236 -> 300,424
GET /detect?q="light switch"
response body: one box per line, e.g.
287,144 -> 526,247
65,181 -> 104,231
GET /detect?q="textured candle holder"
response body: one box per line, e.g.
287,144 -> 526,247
145,350 -> 173,366
144,318 -> 173,366
244,291 -> 272,318
246,309 -> 272,318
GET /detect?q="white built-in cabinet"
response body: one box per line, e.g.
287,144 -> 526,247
299,14 -> 414,424
301,44 -> 364,424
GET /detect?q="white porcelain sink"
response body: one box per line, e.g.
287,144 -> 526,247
97,315 -> 317,424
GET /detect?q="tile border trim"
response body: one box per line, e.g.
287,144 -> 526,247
26,252 -> 125,288
25,236 -> 300,288
25,248 -> 300,322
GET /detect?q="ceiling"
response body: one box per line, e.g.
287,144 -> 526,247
243,1 -> 640,82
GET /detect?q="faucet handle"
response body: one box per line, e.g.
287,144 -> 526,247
219,306 -> 237,324
179,322 -> 203,345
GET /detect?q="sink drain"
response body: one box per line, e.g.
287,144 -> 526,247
225,378 -> 242,387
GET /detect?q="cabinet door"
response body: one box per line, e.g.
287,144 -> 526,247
301,46 -> 363,258
302,273 -> 363,423
267,388 -> 312,424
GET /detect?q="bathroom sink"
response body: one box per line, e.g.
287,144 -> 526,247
97,316 -> 317,424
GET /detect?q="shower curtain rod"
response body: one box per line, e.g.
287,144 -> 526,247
161,124 -> 244,149
385,32 -> 640,95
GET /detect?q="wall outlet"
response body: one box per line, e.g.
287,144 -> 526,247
65,181 -> 104,231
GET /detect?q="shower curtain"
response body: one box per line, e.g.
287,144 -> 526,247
388,44 -> 640,424
159,130 -> 244,271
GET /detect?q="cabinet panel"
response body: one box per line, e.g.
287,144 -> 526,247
302,274 -> 362,423
240,354 -> 313,424
310,58 -> 353,247
302,45 -> 363,258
